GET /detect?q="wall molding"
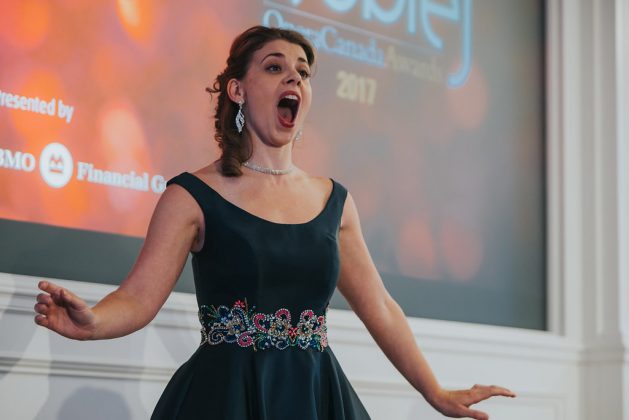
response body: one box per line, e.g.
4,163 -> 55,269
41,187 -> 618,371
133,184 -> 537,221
0,272 -> 584,379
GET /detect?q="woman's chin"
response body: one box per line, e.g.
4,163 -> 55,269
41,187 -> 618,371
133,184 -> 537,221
260,131 -> 298,147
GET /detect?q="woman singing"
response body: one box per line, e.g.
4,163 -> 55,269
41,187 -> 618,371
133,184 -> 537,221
34,26 -> 515,419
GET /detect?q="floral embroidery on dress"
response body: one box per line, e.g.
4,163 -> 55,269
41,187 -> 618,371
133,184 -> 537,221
198,299 -> 328,352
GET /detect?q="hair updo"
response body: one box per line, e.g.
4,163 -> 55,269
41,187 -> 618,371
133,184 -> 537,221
206,25 -> 316,177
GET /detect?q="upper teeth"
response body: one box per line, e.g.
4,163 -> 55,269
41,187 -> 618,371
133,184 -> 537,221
284,94 -> 299,101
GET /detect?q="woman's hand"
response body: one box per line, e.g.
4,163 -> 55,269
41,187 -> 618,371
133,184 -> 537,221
427,384 -> 516,420
34,280 -> 97,340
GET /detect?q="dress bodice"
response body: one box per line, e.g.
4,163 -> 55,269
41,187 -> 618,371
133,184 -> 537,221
168,171 -> 346,315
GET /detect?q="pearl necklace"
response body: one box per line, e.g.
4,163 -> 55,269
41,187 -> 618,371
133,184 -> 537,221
241,160 -> 294,175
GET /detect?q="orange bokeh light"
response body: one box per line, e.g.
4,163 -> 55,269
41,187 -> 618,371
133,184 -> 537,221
396,215 -> 439,280
116,0 -> 157,43
0,0 -> 51,50
439,216 -> 484,281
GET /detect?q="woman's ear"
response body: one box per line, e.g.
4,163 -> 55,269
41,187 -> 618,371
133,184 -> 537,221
227,78 -> 244,104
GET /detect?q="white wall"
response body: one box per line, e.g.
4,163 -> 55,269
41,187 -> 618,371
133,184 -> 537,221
1,0 -> 628,419
0,273 -> 583,420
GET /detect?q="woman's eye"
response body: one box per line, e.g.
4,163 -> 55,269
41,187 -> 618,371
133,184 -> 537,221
299,70 -> 311,79
267,64 -> 281,72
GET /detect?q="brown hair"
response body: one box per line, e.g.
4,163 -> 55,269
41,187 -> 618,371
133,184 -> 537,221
206,26 -> 316,177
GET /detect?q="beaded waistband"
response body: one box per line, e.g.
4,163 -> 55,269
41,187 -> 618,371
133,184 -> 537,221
198,299 -> 328,352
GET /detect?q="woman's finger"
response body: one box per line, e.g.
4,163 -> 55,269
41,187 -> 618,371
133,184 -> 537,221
469,384 -> 516,404
34,302 -> 49,315
34,314 -> 48,327
465,407 -> 489,420
38,280 -> 61,295
36,293 -> 52,305
60,289 -> 84,310
45,286 -> 79,309
475,384 -> 515,398
489,385 -> 516,398
40,282 -> 66,304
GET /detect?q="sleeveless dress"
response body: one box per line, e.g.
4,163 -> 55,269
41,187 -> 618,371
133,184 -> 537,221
151,171 -> 371,420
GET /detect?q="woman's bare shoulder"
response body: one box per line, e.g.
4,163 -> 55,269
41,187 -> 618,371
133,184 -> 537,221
191,160 -> 243,189
301,171 -> 333,189
191,160 -> 221,180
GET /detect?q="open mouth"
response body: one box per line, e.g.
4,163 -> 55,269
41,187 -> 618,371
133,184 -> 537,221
277,94 -> 300,127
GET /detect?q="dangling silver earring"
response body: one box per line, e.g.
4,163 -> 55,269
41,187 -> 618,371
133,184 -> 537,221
294,128 -> 303,141
235,100 -> 245,134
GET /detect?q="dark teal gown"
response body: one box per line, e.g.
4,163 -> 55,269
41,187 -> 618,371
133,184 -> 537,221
151,172 -> 371,420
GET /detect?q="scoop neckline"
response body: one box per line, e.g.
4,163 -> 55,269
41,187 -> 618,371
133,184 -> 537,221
183,171 -> 336,226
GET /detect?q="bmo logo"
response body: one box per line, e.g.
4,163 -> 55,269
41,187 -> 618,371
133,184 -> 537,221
39,142 -> 73,188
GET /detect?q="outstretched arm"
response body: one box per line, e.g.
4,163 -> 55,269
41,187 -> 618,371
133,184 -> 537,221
34,183 -> 202,340
336,192 -> 515,420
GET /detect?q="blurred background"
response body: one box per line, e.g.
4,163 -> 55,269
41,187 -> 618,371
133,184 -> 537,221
0,0 -> 545,329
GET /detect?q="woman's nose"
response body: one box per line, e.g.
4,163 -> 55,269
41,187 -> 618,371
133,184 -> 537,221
284,69 -> 301,86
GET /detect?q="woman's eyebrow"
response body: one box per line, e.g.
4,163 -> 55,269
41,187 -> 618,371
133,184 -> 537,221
261,52 -> 284,63
260,52 -> 308,64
